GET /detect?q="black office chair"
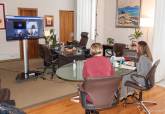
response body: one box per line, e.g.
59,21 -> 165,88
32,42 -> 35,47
103,45 -> 114,57
123,49 -> 137,62
125,60 -> 160,114
0,79 -> 15,106
66,32 -> 88,48
79,32 -> 88,48
38,44 -> 59,79
78,76 -> 121,114
113,43 -> 126,57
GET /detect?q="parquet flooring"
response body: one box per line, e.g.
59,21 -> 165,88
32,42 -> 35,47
24,86 -> 165,114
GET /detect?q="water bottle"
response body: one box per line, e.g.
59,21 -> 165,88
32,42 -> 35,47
73,60 -> 76,78
61,42 -> 64,52
120,57 -> 125,65
111,56 -> 115,67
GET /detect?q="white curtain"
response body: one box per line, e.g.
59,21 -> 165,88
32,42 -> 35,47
76,0 -> 97,41
152,0 -> 165,82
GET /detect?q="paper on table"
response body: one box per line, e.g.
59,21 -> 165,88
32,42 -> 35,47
120,64 -> 136,70
114,57 -> 125,61
124,61 -> 135,66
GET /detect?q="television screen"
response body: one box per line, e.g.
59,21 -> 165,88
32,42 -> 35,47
6,16 -> 44,41
13,21 -> 26,29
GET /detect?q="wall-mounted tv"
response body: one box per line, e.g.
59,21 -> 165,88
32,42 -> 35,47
5,16 -> 44,41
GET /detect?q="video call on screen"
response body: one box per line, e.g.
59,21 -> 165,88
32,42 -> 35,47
6,17 -> 44,41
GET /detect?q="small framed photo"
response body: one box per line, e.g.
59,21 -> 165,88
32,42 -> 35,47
45,15 -> 54,27
116,0 -> 141,28
0,4 -> 5,29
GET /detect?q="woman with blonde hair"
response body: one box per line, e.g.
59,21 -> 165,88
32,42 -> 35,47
83,43 -> 114,79
120,41 -> 153,100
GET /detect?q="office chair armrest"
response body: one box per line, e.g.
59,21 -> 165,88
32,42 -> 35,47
131,74 -> 147,81
125,80 -> 146,91
79,90 -> 90,109
78,84 -> 92,109
130,74 -> 147,88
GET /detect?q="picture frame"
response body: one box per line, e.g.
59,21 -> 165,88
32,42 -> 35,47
44,15 -> 54,27
116,0 -> 141,28
0,4 -> 5,29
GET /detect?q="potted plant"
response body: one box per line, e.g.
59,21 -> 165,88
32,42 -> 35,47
44,29 -> 57,48
129,28 -> 143,47
107,37 -> 114,46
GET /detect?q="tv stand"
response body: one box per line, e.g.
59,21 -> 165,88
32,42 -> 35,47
16,71 -> 43,80
16,39 -> 44,81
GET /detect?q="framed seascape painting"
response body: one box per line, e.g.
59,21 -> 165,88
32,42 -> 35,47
116,0 -> 141,28
0,4 -> 5,29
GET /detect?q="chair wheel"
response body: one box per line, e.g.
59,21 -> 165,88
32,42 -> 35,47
85,110 -> 91,114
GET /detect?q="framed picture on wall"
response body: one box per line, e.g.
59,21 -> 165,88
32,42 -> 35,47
0,4 -> 5,29
44,15 -> 54,27
116,0 -> 141,28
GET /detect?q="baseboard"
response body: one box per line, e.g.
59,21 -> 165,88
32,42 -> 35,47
0,58 -> 42,64
22,92 -> 77,110
0,58 -> 20,63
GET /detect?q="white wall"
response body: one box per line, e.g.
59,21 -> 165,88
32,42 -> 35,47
103,0 -> 133,44
0,0 -> 155,60
0,0 -> 75,60
103,0 -> 155,45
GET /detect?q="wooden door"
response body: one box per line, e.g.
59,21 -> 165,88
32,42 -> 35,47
60,10 -> 74,44
18,8 -> 39,59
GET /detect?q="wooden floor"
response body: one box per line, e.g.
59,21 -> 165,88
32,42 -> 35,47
24,86 -> 165,114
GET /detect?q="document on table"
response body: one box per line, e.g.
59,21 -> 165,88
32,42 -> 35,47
120,64 -> 136,70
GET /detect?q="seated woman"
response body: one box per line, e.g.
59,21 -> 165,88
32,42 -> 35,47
120,41 -> 153,100
83,43 -> 114,80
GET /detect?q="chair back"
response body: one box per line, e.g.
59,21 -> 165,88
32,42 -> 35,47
146,60 -> 160,89
79,32 -> 88,48
38,44 -> 45,59
80,76 -> 121,109
113,43 -> 126,57
38,44 -> 52,66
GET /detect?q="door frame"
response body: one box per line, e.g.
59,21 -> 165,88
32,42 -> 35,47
18,8 -> 38,59
59,10 -> 74,43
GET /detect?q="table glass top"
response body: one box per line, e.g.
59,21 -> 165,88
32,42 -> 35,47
56,60 -> 134,81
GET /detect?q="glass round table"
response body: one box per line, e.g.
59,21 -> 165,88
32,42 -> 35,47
56,60 -> 135,81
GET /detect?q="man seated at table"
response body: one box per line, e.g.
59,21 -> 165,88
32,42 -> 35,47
83,43 -> 114,80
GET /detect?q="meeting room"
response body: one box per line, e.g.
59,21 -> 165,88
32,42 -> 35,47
0,0 -> 165,114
